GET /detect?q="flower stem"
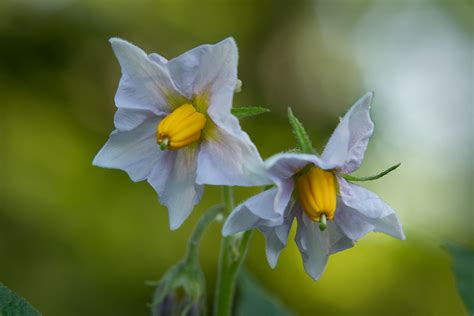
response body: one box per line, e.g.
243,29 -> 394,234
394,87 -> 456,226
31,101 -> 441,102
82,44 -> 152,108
213,186 -> 253,316
184,204 -> 224,266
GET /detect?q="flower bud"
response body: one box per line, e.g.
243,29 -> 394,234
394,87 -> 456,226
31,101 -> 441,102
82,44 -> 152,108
151,260 -> 206,316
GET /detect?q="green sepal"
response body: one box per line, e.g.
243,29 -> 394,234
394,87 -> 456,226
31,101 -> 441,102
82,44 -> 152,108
287,108 -> 316,154
263,184 -> 275,191
342,163 -> 401,182
231,106 -> 270,119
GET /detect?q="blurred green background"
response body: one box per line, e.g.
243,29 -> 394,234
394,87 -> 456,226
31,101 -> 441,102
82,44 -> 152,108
1,0 -> 472,315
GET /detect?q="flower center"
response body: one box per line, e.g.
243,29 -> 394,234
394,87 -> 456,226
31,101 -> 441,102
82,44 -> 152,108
296,166 -> 337,222
157,103 -> 207,150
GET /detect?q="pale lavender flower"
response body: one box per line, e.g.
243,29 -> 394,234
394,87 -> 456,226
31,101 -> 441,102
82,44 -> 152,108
223,93 -> 405,280
94,38 -> 269,230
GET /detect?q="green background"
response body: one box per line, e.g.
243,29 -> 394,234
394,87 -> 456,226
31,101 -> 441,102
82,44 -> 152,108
1,0 -> 472,315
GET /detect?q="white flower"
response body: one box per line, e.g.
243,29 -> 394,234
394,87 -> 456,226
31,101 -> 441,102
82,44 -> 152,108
223,93 -> 405,280
93,38 -> 269,230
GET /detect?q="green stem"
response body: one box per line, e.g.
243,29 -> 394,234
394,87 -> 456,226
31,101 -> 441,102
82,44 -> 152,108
184,204 -> 223,266
213,187 -> 253,316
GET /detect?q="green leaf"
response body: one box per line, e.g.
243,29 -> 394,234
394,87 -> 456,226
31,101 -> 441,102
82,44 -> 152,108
231,107 -> 270,119
445,243 -> 474,314
342,163 -> 401,182
0,283 -> 41,316
287,108 -> 315,154
236,270 -> 294,316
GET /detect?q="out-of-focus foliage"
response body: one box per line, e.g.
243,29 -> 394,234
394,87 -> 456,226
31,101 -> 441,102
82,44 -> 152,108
0,283 -> 41,316
446,244 -> 474,314
0,0 -> 472,315
236,271 -> 294,316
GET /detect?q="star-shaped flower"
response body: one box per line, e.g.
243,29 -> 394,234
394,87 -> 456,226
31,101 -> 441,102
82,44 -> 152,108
223,93 -> 405,280
94,38 -> 269,230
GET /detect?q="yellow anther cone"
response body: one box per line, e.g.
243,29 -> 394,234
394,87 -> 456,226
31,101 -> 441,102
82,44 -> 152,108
296,166 -> 337,222
157,104 -> 207,150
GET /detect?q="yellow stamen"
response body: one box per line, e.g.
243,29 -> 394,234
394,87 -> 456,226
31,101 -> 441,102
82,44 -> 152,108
296,166 -> 337,222
157,104 -> 207,150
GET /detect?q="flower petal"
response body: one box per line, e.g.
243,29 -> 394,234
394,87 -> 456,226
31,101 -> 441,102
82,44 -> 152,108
167,44 -> 210,99
265,152 -> 336,180
261,228 -> 284,269
336,178 -> 405,240
274,178 -> 294,217
148,53 -> 168,66
327,223 -> 355,255
260,205 -> 295,268
114,108 -> 156,132
338,177 -> 393,218
223,188 -> 295,268
364,213 -> 405,240
222,188 -> 282,236
295,209 -> 353,280
147,146 -> 203,230
321,92 -> 374,173
110,38 -> 185,114
178,38 -> 268,187
265,153 -> 334,217
295,211 -> 330,281
239,188 -> 282,221
335,201 -> 405,241
196,124 -> 270,186
334,200 -> 375,241
192,38 -> 238,117
93,117 -> 162,182
222,207 -> 262,236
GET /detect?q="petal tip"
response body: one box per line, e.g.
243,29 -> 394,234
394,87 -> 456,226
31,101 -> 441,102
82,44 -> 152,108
92,150 -> 107,168
221,224 -> 232,237
222,216 -> 239,236
309,274 -> 322,281
109,37 -> 129,48
169,220 -> 181,231
267,258 -> 278,269
109,37 -> 146,59
221,221 -> 244,237
221,36 -> 237,47
215,36 -> 238,57
304,264 -> 324,281
168,206 -> 189,231
91,156 -> 100,167
109,37 -> 122,43
361,91 -> 374,108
